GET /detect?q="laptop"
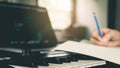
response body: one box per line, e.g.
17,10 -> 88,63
0,2 -> 58,53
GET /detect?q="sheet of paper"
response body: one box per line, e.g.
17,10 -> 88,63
54,40 -> 120,65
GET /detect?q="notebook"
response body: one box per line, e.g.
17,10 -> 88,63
54,40 -> 120,65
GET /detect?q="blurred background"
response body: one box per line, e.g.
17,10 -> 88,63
0,0 -> 119,43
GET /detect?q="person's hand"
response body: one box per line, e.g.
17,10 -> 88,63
90,28 -> 120,47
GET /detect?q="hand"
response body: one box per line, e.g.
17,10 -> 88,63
90,28 -> 120,47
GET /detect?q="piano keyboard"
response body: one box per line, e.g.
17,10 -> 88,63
1,50 -> 107,68
39,60 -> 106,68
1,50 -> 120,68
11,60 -> 106,68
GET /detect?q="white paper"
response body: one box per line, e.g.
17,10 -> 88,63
54,40 -> 120,65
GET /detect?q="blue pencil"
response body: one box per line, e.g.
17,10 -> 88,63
93,12 -> 103,37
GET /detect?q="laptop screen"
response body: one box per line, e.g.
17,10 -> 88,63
0,2 -> 57,49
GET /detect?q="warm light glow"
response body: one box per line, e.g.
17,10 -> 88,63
38,0 -> 72,30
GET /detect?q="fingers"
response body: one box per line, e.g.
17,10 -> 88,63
102,31 -> 112,42
91,29 -> 102,41
90,37 -> 99,45
102,30 -> 120,46
90,37 -> 105,46
106,41 -> 120,47
90,29 -> 102,45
